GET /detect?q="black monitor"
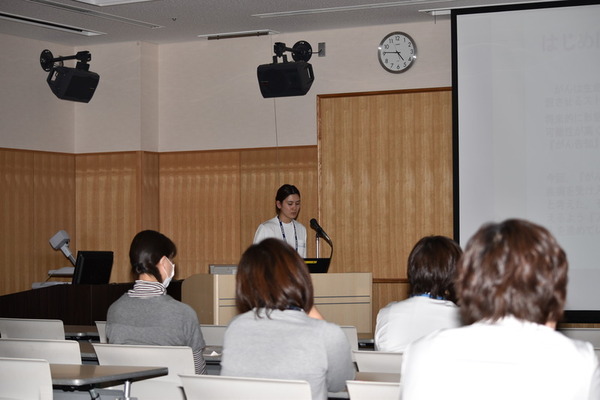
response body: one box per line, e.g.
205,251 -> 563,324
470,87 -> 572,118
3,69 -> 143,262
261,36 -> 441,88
72,251 -> 114,285
303,258 -> 331,274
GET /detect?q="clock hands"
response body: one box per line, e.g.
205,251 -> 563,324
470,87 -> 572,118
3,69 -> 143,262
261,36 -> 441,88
382,50 -> 405,61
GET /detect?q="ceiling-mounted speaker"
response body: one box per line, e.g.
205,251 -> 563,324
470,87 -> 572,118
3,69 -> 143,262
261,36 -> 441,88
47,66 -> 100,103
257,61 -> 314,98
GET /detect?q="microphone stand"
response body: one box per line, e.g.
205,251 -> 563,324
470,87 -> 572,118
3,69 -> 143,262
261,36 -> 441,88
316,235 -> 321,258
314,233 -> 333,259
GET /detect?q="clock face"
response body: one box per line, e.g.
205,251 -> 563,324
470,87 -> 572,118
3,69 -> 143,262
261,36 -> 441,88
378,32 -> 417,73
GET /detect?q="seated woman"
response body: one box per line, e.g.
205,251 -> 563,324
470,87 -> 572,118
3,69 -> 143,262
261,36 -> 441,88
401,219 -> 600,399
106,230 -> 206,374
220,238 -> 355,400
374,235 -> 463,352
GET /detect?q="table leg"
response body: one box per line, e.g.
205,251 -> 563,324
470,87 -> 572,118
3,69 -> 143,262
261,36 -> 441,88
123,380 -> 131,399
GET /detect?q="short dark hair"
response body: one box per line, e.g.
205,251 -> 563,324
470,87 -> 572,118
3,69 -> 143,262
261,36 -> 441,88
457,219 -> 568,325
275,184 -> 301,214
236,238 -> 314,316
129,230 -> 177,283
408,235 -> 462,302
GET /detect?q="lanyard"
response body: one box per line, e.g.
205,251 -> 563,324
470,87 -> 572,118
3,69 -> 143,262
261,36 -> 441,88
278,216 -> 298,252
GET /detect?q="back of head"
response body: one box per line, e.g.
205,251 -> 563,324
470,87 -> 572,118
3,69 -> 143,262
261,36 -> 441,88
408,235 -> 462,302
236,238 -> 314,315
129,230 -> 177,282
457,219 -> 568,325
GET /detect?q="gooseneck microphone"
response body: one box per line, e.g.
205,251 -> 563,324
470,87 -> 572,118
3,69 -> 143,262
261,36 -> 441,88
310,218 -> 331,243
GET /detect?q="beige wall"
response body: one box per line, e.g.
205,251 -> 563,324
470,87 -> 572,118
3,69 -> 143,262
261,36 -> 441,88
0,35 -> 74,152
0,19 -> 450,153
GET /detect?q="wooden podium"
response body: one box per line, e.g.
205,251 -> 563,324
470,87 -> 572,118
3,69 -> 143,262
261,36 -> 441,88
182,273 -> 372,335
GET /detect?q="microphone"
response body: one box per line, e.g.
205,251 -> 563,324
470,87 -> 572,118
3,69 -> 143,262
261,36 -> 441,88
310,218 -> 331,243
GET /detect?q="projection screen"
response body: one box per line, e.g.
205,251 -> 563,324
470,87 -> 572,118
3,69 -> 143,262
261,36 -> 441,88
453,1 -> 600,318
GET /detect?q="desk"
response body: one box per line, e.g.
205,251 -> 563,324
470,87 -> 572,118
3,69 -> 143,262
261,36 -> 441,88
65,325 -> 100,341
51,364 -> 167,400
78,341 -> 98,363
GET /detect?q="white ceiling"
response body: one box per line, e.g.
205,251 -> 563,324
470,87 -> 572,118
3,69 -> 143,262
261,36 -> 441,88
0,0 -> 556,46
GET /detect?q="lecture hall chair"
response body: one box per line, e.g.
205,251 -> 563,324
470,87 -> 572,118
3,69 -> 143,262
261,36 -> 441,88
0,357 -> 53,400
346,380 -> 402,400
0,338 -> 82,364
558,327 -> 600,348
0,317 -> 65,340
352,350 -> 403,373
200,324 -> 227,346
180,374 -> 312,400
93,343 -> 195,400
95,320 -> 107,343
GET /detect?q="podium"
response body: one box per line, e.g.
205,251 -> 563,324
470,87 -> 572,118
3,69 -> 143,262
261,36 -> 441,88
182,273 -> 372,335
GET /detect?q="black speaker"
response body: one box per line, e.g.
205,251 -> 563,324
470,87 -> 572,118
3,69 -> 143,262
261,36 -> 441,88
47,66 -> 100,103
257,61 -> 314,98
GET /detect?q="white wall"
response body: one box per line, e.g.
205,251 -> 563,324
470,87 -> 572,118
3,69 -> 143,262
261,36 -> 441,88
0,34 -> 75,152
73,41 -> 150,153
0,19 -> 451,153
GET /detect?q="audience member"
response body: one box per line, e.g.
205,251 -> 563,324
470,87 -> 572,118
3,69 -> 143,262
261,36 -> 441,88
220,238 -> 355,400
106,230 -> 206,374
374,235 -> 462,352
253,184 -> 307,257
401,219 -> 600,399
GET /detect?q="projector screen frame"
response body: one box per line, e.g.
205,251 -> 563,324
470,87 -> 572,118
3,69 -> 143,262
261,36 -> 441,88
451,0 -> 600,323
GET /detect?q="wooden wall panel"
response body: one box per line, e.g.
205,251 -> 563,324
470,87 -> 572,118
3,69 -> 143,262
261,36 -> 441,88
240,146 -> 318,257
33,152 -> 76,284
318,89 -> 454,328
159,150 -> 242,278
140,152 -> 160,231
0,149 -> 75,295
75,152 -> 142,283
1,149 -> 35,294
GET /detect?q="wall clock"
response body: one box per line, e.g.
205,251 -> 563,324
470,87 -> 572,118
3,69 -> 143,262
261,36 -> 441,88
378,32 -> 417,73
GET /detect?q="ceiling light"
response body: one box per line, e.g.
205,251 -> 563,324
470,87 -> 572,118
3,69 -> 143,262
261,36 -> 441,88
420,9 -> 452,16
24,0 -> 162,29
198,29 -> 279,40
252,0 -> 454,18
0,12 -> 105,36
73,0 -> 155,5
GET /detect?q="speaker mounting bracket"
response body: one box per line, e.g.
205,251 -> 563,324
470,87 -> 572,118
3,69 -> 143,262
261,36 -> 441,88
272,41 -> 313,63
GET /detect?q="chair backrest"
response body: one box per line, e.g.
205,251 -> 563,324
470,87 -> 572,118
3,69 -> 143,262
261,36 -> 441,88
558,328 -> 600,347
200,324 -> 227,346
0,357 -> 53,400
346,380 -> 401,400
180,374 -> 312,400
353,350 -> 403,373
0,338 -> 81,364
95,320 -> 107,343
341,325 -> 359,361
0,317 -> 65,340
92,343 -> 195,384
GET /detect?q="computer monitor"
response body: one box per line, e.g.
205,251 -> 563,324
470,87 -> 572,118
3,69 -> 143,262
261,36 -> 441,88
72,251 -> 114,285
303,258 -> 331,274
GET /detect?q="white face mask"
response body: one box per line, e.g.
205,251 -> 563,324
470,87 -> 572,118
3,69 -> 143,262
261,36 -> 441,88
162,258 -> 175,288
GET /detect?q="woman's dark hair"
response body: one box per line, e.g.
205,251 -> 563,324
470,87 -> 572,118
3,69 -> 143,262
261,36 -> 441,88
275,184 -> 301,214
408,235 -> 462,302
129,230 -> 177,283
236,238 -> 314,316
457,219 -> 568,325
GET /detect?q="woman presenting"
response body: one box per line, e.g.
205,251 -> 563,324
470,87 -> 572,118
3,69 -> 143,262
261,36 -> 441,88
253,184 -> 307,257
